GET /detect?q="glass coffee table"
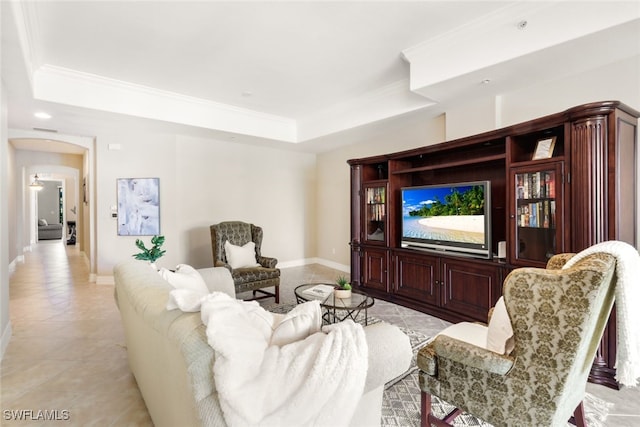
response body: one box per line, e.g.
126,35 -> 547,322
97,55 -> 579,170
294,283 -> 375,325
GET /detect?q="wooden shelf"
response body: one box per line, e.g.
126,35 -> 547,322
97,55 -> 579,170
391,153 -> 506,174
509,156 -> 565,168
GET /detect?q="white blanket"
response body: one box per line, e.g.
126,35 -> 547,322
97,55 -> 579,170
167,290 -> 368,426
563,240 -> 640,387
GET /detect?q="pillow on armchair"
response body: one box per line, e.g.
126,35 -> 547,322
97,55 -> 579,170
224,241 -> 260,269
38,219 -> 48,226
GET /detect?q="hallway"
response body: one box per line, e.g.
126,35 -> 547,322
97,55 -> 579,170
1,241 -> 152,425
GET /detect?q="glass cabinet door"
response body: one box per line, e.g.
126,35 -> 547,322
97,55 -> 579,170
511,163 -> 564,266
364,184 -> 386,244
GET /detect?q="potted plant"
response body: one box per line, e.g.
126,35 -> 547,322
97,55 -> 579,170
334,275 -> 352,299
132,235 -> 166,269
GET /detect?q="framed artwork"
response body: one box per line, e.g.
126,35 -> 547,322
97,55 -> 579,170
117,178 -> 160,236
532,137 -> 557,160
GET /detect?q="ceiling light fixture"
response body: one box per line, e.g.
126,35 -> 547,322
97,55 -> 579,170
34,112 -> 52,119
30,174 -> 44,191
517,20 -> 528,30
481,79 -> 491,85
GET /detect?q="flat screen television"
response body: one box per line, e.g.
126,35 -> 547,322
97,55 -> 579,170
401,181 -> 492,258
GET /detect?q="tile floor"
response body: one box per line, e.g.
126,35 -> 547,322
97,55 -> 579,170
1,241 -> 639,426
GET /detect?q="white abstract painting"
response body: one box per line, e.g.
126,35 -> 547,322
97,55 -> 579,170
117,178 -> 160,236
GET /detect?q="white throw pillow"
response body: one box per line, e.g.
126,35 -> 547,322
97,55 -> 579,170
486,296 -> 515,355
270,300 -> 322,347
224,240 -> 260,269
159,264 -> 208,294
38,218 -> 48,226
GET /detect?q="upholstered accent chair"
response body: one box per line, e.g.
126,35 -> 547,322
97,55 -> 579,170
210,221 -> 280,303
418,252 -> 616,427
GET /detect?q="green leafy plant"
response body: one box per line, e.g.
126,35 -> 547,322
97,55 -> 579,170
335,275 -> 352,290
132,235 -> 166,263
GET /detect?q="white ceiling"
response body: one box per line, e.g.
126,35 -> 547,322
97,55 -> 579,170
2,1 -> 639,152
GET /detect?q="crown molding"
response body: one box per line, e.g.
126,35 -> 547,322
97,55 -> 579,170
33,65 -> 299,142
9,0 -> 42,91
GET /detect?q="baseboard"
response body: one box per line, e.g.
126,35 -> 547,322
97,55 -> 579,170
8,255 -> 24,276
314,258 -> 350,273
1,321 -> 12,361
277,257 -> 350,273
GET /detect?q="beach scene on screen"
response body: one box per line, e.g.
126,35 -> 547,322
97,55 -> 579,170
402,185 -> 485,244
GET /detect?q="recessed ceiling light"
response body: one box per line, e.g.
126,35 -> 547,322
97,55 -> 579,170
481,79 -> 491,85
34,112 -> 52,119
517,20 -> 528,30
241,91 -> 253,97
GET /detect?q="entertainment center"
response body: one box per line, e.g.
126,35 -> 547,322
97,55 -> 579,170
348,100 -> 638,388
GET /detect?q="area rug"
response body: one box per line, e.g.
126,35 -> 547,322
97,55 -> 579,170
382,371 -> 612,427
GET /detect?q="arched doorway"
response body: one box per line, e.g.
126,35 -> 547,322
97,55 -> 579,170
9,131 -> 96,280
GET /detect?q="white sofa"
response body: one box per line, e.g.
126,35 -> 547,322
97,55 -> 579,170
114,260 -> 412,427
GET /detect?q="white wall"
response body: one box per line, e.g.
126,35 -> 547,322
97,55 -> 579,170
1,77 -> 11,359
94,129 -> 317,277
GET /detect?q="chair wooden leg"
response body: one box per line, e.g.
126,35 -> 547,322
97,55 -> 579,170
421,391 -> 458,427
442,408 -> 462,424
421,391 -> 431,427
275,285 -> 279,303
570,401 -> 587,427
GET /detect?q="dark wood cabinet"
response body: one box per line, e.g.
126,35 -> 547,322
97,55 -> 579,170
440,257 -> 502,322
393,251 -> 439,305
392,251 -> 502,323
349,101 -> 638,389
360,246 -> 389,292
509,161 -> 566,267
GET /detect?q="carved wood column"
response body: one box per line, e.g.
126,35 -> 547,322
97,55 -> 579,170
570,108 -> 638,389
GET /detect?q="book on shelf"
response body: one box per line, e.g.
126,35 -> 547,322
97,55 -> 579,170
529,203 -> 537,227
547,172 -> 556,198
543,200 -> 550,228
302,284 -> 335,299
367,187 -> 385,204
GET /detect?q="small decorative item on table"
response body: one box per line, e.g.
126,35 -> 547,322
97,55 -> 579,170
334,275 -> 352,299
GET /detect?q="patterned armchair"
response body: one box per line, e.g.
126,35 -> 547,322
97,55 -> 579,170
418,252 -> 616,427
210,221 -> 280,303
